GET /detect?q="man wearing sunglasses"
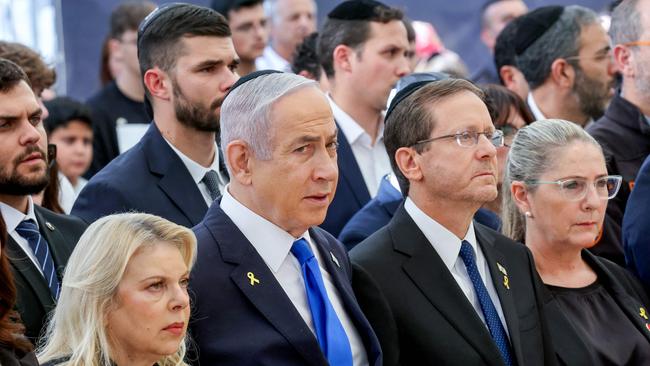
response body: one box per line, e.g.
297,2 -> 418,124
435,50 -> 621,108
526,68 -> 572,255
350,78 -> 555,366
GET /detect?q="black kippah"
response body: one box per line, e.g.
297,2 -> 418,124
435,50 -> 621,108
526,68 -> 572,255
210,0 -> 257,17
227,69 -> 284,95
514,6 -> 564,56
327,0 -> 389,21
385,72 -> 449,122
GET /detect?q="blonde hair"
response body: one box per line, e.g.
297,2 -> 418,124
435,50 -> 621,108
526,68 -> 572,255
37,213 -> 197,366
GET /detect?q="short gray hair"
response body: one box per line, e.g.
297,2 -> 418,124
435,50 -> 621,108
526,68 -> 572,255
264,0 -> 317,24
220,73 -> 318,173
501,119 -> 602,242
609,0 -> 642,46
516,5 -> 599,90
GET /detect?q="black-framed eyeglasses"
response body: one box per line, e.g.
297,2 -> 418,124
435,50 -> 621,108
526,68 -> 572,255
411,129 -> 504,148
525,175 -> 623,201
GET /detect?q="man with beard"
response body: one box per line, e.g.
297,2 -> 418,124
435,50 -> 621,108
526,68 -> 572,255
515,5 -> 616,127
72,4 -> 238,227
597,0 -> 650,271
0,58 -> 86,342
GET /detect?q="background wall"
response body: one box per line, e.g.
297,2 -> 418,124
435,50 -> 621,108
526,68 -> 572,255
61,0 -> 610,101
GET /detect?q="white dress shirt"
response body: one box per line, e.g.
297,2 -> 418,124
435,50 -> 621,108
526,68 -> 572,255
404,198 -> 509,335
329,96 -> 391,197
165,140 -> 226,206
220,187 -> 369,366
0,197 -> 44,274
255,45 -> 292,72
527,92 -> 546,121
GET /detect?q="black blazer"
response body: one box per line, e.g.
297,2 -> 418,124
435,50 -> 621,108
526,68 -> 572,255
544,250 -> 650,365
6,206 -> 86,342
189,204 -> 382,365
350,205 -> 557,366
72,123 -> 229,227
0,344 -> 38,366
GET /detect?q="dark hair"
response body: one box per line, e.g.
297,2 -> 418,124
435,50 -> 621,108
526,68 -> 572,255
403,17 -> 415,43
109,1 -> 156,39
0,215 -> 33,353
494,15 -> 523,82
384,78 -> 485,195
99,37 -> 114,86
41,162 -> 64,215
137,4 -> 231,101
482,84 -> 534,127
43,97 -> 93,135
318,6 -> 403,78
0,43 -> 53,94
0,58 -> 30,92
211,0 -> 264,19
291,33 -> 321,79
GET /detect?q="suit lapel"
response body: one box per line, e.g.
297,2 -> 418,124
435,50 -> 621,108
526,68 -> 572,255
144,124 -> 208,226
33,207 -> 72,280
205,207 -> 326,366
390,207 -> 504,365
336,122 -> 371,206
475,225 -> 524,365
5,236 -> 53,309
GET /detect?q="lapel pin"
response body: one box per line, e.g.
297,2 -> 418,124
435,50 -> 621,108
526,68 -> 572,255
641,307 -> 648,320
247,272 -> 260,286
497,262 -> 508,275
45,222 -> 55,231
503,275 -> 510,290
330,252 -> 340,268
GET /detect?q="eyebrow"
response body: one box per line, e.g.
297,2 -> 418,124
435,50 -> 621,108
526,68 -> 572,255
0,107 -> 42,122
291,130 -> 338,145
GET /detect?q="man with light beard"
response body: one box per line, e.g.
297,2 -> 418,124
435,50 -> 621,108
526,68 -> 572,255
515,5 -> 616,127
592,0 -> 650,267
0,58 -> 86,342
72,4 -> 239,227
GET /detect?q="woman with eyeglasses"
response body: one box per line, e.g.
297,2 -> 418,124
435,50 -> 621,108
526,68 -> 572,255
481,84 -> 534,216
502,119 -> 650,365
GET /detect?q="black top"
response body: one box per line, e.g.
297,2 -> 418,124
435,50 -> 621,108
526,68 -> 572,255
85,81 -> 149,178
547,280 -> 650,365
0,344 -> 38,366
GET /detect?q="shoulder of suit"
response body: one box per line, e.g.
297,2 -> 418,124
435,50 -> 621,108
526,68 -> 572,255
35,206 -> 88,231
349,225 -> 392,262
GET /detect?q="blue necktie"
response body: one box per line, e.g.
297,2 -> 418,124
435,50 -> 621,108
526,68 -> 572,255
291,238 -> 353,366
15,220 -> 60,300
459,240 -> 514,366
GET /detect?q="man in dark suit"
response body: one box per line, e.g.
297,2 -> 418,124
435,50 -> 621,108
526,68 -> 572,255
350,78 -> 556,365
0,58 -> 86,342
190,71 -> 381,365
316,0 -> 410,236
72,4 -> 238,227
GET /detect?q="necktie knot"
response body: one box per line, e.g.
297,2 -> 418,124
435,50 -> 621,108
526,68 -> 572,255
202,170 -> 221,201
459,240 -> 476,265
16,219 -> 39,240
291,238 -> 314,266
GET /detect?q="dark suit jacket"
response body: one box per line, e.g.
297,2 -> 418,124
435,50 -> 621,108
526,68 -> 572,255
189,204 -> 382,365
0,344 -> 38,366
72,123 -> 228,227
320,123 -> 371,237
544,250 -> 650,365
6,206 -> 86,342
339,177 -> 502,250
350,205 -> 556,366
623,154 -> 650,291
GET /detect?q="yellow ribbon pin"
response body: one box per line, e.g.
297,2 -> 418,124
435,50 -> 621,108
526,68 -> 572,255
247,272 -> 260,286
503,276 -> 510,290
641,307 -> 648,320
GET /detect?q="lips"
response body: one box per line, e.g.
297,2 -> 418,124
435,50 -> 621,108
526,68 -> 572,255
304,192 -> 331,204
163,322 -> 185,336
473,171 -> 495,179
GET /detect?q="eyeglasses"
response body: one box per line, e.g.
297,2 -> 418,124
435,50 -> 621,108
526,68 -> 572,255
622,41 -> 650,47
497,125 -> 519,147
411,129 -> 504,148
525,175 -> 622,201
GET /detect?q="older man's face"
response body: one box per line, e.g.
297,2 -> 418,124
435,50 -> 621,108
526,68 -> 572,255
250,86 -> 338,237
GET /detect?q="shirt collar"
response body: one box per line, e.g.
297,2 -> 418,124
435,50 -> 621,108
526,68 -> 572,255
164,139 -> 221,184
0,196 -> 38,234
263,45 -> 291,72
404,197 -> 477,271
220,185 -> 310,272
327,94 -> 385,145
527,92 -> 546,121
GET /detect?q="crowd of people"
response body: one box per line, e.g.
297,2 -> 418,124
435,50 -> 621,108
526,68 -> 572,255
0,0 -> 650,365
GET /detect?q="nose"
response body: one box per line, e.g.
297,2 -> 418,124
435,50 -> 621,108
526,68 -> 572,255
396,55 -> 410,78
476,133 -> 498,160
313,146 -> 338,183
19,119 -> 43,147
169,284 -> 190,311
582,181 -> 602,211
221,70 -> 239,94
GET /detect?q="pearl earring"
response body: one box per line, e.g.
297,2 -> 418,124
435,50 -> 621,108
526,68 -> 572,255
525,211 -> 533,218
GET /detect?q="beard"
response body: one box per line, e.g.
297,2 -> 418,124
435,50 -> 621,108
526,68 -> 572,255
0,145 -> 49,196
573,66 -> 612,121
172,78 -> 221,134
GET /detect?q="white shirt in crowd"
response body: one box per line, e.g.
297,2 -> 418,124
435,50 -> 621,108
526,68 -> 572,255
328,96 -> 392,198
255,45 -> 292,72
165,139 -> 226,206
0,197 -> 44,275
404,197 -> 510,336
220,186 -> 369,366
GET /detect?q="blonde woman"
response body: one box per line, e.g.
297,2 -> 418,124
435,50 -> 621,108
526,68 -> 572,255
38,213 -> 197,366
